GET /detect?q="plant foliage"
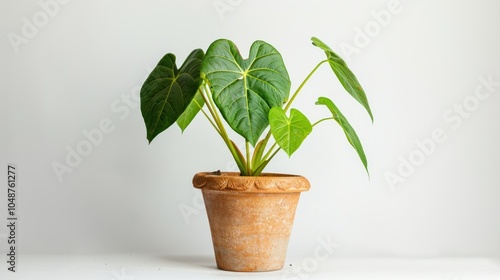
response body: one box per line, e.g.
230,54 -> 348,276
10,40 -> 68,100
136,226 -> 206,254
140,37 -> 372,176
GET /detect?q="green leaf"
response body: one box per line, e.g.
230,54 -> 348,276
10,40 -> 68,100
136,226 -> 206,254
141,49 -> 204,143
311,37 -> 373,122
316,97 -> 368,173
201,39 -> 291,146
176,90 -> 205,132
269,107 -> 312,157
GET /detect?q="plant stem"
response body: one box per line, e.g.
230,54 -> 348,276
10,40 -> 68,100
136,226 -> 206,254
245,141 -> 252,175
267,147 -> 281,164
194,95 -> 221,135
199,87 -> 222,135
251,139 -> 262,167
283,59 -> 328,113
255,129 -> 273,166
262,141 -> 278,162
252,61 -> 329,171
253,146 -> 281,176
200,82 -> 247,174
312,117 -> 335,127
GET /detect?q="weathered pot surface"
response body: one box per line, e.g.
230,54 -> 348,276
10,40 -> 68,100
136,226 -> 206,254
193,172 -> 310,272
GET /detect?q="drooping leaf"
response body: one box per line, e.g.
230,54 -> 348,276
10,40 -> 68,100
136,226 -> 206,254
141,49 -> 204,143
316,97 -> 368,173
311,37 -> 373,122
201,39 -> 291,146
177,90 -> 205,132
269,107 -> 312,157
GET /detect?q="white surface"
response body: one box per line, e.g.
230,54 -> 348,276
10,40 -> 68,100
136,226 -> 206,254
1,0 -> 500,258
2,255 -> 500,280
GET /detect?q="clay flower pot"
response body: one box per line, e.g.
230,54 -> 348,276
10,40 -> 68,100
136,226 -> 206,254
192,172 -> 310,272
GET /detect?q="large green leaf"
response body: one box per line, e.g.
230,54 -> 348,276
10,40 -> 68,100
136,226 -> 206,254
311,37 -> 373,122
316,97 -> 368,173
141,49 -> 204,142
269,107 -> 312,157
176,90 -> 205,132
201,39 -> 291,146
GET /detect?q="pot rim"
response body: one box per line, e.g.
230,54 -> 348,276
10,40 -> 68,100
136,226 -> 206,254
192,171 -> 310,193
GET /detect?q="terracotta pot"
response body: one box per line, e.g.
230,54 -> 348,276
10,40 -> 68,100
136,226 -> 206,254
192,172 -> 310,272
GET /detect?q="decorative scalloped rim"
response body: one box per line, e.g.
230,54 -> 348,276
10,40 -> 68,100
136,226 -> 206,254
192,172 -> 310,193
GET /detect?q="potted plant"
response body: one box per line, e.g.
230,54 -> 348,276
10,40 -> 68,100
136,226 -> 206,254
140,37 -> 372,272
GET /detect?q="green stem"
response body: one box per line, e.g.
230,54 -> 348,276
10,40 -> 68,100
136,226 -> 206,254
253,60 -> 330,175
262,141 -> 278,162
267,147 -> 281,164
312,117 -> 335,127
255,61 -> 328,168
251,137 -> 269,169
253,146 -> 281,176
245,141 -> 252,175
199,87 -> 223,136
194,96 -> 220,135
200,82 -> 247,174
255,129 -> 273,166
283,59 -> 328,112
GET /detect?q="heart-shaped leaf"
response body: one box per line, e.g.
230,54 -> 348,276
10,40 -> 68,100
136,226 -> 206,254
316,96 -> 368,173
201,39 -> 291,146
177,90 -> 205,132
311,37 -> 373,122
141,49 -> 204,142
269,107 -> 312,157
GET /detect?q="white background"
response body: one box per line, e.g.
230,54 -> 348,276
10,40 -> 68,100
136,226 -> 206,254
1,0 -> 500,262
